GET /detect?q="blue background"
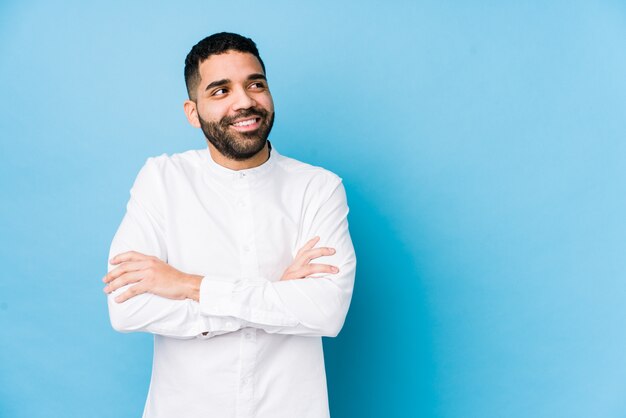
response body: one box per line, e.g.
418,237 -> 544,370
1,1 -> 626,417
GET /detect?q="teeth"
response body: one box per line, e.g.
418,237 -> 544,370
232,118 -> 257,127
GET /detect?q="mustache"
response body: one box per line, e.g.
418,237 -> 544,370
221,108 -> 269,125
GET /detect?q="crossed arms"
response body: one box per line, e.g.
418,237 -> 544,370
104,236 -> 337,302
103,160 -> 356,339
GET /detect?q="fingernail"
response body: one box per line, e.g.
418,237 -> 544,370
332,267 -> 339,273
330,248 -> 336,254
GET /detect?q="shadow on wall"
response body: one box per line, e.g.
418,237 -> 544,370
323,180 -> 436,418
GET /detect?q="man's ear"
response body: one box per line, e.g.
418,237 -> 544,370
183,100 -> 201,128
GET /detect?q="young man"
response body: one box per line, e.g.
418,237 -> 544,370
103,33 -> 356,418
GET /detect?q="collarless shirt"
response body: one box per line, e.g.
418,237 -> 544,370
107,145 -> 356,418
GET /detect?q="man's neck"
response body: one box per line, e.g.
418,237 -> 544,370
207,142 -> 270,171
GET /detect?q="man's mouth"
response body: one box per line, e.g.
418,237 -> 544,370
230,117 -> 261,132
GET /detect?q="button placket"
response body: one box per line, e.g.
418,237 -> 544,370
236,177 -> 259,278
234,174 -> 257,418
236,328 -> 257,415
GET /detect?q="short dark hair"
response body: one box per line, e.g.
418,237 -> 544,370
184,32 -> 266,100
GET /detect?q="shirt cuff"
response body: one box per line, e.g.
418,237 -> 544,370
199,277 -> 243,334
199,277 -> 236,315
199,276 -> 299,328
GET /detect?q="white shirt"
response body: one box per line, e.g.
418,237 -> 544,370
107,145 -> 356,418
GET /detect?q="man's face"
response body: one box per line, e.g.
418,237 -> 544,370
192,51 -> 275,161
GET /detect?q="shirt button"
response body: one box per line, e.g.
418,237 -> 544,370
242,377 -> 250,385
245,333 -> 252,340
243,245 -> 250,252
237,200 -> 246,208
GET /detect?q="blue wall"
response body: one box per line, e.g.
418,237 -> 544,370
1,1 -> 626,417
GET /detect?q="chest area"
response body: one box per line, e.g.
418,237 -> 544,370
162,176 -> 305,281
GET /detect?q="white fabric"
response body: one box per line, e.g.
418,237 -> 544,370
107,145 -> 356,418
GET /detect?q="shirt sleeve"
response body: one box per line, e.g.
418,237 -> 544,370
106,159 -> 240,339
198,178 -> 357,338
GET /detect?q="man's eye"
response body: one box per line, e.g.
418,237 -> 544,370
213,88 -> 227,96
250,82 -> 265,89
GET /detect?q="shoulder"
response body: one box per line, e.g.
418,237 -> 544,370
131,149 -> 205,195
273,152 -> 351,223
143,149 -> 206,175
273,152 -> 343,192
136,149 -> 206,182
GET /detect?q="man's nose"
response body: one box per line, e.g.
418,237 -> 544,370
231,87 -> 256,111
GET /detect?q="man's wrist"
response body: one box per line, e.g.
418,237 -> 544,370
184,274 -> 203,302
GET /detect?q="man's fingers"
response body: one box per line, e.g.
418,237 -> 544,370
296,236 -> 320,257
280,238 -> 338,280
110,251 -> 152,265
283,263 -> 339,280
302,263 -> 339,277
300,247 -> 336,263
103,261 -> 146,283
114,283 -> 147,303
292,247 -> 335,267
104,271 -> 143,294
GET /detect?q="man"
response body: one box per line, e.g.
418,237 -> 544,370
102,32 -> 356,418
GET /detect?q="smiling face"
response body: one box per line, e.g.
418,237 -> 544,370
184,51 -> 275,161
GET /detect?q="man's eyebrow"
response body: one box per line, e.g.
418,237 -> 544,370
205,79 -> 229,91
204,74 -> 266,92
247,73 -> 267,81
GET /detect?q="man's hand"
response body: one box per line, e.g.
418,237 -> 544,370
280,236 -> 339,281
103,252 -> 202,303
104,238 -> 336,302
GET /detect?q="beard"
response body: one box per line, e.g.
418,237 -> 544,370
199,108 -> 275,161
